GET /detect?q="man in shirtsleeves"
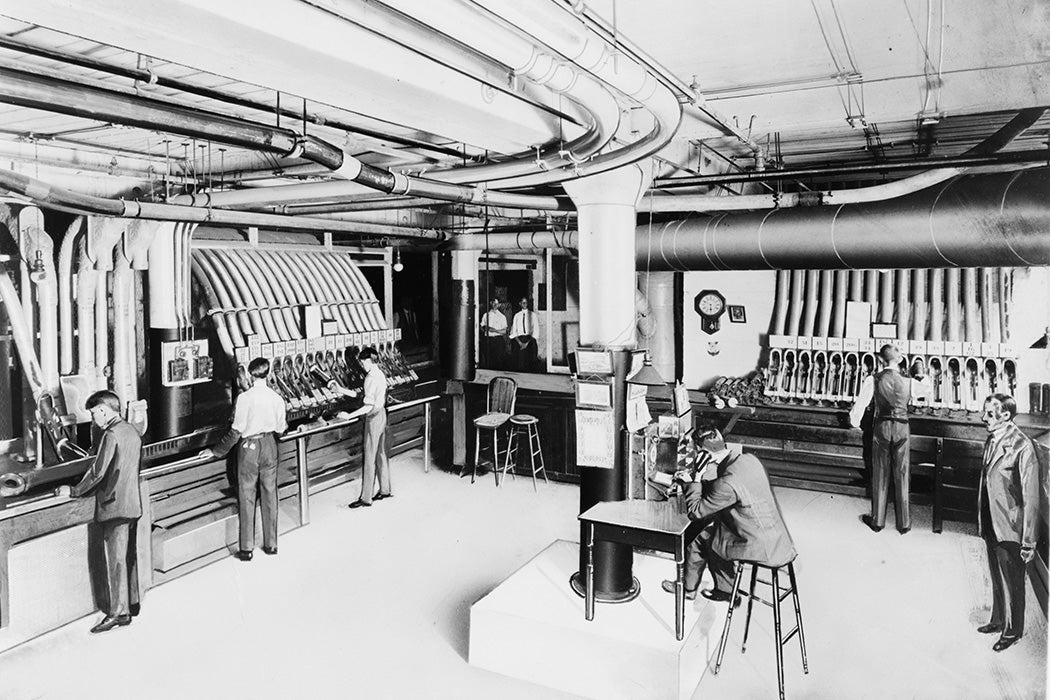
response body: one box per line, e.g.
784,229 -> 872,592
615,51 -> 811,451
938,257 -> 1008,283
200,357 -> 288,561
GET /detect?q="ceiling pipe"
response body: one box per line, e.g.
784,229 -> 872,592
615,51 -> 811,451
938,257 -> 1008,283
0,65 -> 560,211
446,168 -> 1050,269
0,170 -> 447,240
173,179 -> 572,211
557,0 -> 765,159
376,0 -> 620,182
460,0 -> 682,189
652,149 -> 1050,189
0,32 -> 478,162
642,107 -> 1046,212
639,168 -> 1050,271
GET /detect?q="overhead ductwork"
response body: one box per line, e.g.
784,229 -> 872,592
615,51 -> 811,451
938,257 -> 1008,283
448,168 -> 1050,270
640,168 -> 1050,271
0,65 -> 565,212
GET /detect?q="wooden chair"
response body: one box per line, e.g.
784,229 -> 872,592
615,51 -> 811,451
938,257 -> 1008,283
472,376 -> 517,484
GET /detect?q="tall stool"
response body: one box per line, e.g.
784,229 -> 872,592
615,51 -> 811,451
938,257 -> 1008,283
501,414 -> 548,490
713,559 -> 808,700
471,376 -> 517,484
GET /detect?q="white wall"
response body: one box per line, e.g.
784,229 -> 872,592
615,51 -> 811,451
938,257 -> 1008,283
1011,266 -> 1050,413
682,270 -> 777,389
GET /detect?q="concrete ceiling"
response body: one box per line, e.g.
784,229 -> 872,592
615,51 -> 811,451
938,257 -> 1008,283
0,0 -> 1047,225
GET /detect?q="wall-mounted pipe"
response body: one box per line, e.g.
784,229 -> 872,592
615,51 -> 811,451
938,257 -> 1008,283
848,270 -> 862,301
816,270 -> 834,338
801,270 -> 819,337
771,270 -> 789,335
895,269 -> 911,339
945,268 -> 962,342
56,215 -> 85,374
912,270 -> 927,342
18,208 -> 60,396
963,268 -> 981,343
75,238 -> 97,375
864,271 -> 879,324
928,268 -> 944,342
787,270 -> 805,336
831,270 -> 848,337
980,268 -> 1001,344
878,270 -> 894,325
998,269 -> 1012,342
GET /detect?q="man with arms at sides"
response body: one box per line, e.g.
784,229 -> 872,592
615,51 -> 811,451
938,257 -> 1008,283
977,393 -> 1040,652
330,346 -> 391,508
199,357 -> 288,561
480,297 -> 509,368
849,343 -> 931,534
509,295 -> 539,372
56,390 -> 143,633
662,430 -> 797,603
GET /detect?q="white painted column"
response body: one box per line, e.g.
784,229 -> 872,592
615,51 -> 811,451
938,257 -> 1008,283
563,162 -> 653,348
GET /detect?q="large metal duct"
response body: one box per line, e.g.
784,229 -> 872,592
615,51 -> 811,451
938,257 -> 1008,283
639,169 -> 1050,271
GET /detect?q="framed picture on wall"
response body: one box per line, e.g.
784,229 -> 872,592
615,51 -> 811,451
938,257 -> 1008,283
728,305 -> 747,323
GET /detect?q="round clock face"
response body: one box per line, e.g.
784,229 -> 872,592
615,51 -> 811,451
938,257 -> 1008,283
697,293 -> 725,316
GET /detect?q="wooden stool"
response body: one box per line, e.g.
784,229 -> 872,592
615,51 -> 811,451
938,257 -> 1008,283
501,414 -> 548,490
713,559 -> 809,700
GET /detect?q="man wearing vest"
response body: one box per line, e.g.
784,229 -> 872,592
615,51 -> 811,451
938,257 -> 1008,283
849,344 -> 931,533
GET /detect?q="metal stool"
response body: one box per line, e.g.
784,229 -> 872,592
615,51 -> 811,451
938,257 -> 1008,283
501,414 -> 548,490
714,559 -> 808,700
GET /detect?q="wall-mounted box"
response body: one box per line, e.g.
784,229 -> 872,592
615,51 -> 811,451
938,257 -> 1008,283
160,339 -> 213,387
321,320 -> 340,336
303,305 -> 323,338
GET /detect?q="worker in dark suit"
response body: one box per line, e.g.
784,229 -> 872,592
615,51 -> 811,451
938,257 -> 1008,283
662,430 -> 796,602
977,393 -> 1040,652
56,390 -> 143,634
200,357 -> 288,561
849,344 -> 931,533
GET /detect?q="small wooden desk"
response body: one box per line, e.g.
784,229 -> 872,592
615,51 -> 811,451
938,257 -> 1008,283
579,499 -> 706,640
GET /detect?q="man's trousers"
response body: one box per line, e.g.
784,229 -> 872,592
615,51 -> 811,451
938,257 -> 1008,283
238,433 -> 279,551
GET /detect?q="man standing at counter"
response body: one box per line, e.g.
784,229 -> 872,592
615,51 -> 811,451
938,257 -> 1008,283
480,297 -> 509,368
977,393 -> 1039,652
199,357 -> 287,561
510,295 -> 538,372
57,390 -> 143,633
330,347 -> 391,508
849,344 -> 931,534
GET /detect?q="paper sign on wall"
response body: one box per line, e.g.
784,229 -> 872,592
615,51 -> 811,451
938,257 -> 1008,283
575,409 -> 615,469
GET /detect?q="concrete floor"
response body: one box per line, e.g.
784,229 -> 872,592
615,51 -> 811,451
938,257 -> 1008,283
2,450 -> 1046,700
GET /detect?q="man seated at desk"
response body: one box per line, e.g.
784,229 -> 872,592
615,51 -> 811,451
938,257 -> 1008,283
662,429 -> 796,603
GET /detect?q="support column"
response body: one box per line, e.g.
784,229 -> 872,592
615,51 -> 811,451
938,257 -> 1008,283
147,223 -> 191,439
637,272 -> 675,382
564,163 -> 652,603
440,250 -> 477,471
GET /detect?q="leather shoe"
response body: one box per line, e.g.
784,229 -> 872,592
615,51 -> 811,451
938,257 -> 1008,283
993,636 -> 1021,652
701,589 -> 742,608
661,580 -> 697,600
129,603 -> 141,618
977,623 -> 1003,635
234,550 -> 253,561
348,500 -> 372,509
373,493 -> 393,501
262,546 -> 278,555
899,527 -> 911,535
90,615 -> 131,634
862,515 -> 883,533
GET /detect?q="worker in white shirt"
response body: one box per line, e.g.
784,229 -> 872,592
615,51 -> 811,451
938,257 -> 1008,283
480,297 -> 509,368
200,358 -> 288,561
329,346 -> 391,508
509,295 -> 538,372
848,344 -> 931,534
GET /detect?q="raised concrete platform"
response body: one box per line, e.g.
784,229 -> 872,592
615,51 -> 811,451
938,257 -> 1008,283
469,539 -> 724,700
